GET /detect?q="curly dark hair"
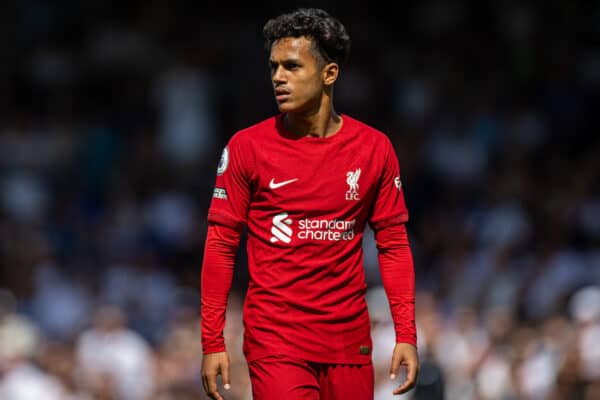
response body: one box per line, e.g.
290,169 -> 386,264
262,8 -> 351,65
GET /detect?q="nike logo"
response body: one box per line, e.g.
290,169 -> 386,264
269,178 -> 298,189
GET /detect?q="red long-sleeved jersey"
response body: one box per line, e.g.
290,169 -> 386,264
201,114 -> 416,364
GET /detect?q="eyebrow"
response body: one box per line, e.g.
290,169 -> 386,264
269,58 -> 301,65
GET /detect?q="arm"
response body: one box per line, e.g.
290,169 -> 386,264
374,223 -> 419,395
201,137 -> 252,399
201,223 -> 241,400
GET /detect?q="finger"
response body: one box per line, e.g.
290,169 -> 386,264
393,359 -> 418,395
201,374 -> 208,396
206,373 -> 224,400
222,359 -> 231,391
405,357 -> 418,388
389,350 -> 401,379
394,380 -> 414,395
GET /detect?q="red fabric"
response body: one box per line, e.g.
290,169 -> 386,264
374,224 -> 417,346
203,114 -> 412,363
200,223 -> 240,354
248,355 -> 374,400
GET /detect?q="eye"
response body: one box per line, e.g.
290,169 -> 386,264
284,62 -> 300,70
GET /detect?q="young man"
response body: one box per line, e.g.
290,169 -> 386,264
201,8 -> 418,400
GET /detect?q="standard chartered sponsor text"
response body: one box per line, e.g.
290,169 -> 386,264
297,217 -> 356,241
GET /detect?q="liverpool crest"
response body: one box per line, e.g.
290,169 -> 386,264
345,168 -> 361,201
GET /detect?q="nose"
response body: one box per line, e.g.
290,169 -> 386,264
272,65 -> 285,84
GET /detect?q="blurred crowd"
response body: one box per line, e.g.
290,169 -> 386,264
0,1 -> 599,399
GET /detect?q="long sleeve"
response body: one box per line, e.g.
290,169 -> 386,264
200,223 -> 241,354
374,223 -> 417,347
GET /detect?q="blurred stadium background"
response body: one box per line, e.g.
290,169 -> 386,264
0,1 -> 599,399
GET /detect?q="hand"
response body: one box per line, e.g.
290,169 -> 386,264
390,342 -> 419,395
201,351 -> 231,400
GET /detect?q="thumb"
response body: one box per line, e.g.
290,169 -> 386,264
390,349 -> 401,380
222,358 -> 231,390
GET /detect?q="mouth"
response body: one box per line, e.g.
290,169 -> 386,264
275,89 -> 291,102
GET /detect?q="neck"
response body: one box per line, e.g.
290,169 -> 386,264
284,99 -> 342,138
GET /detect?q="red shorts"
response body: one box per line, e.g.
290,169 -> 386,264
248,355 -> 374,400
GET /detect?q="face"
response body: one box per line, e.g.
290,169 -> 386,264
269,36 -> 337,113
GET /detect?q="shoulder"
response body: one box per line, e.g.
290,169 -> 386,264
228,115 -> 278,146
220,116 -> 277,171
343,114 -> 394,148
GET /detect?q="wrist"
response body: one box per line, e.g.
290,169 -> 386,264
395,333 -> 417,348
202,342 -> 226,355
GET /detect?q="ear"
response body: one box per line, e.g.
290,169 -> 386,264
322,62 -> 339,86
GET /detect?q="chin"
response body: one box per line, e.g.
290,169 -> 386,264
277,102 -> 296,113
278,100 -> 312,114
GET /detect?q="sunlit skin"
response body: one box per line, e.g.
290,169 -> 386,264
269,36 -> 342,138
